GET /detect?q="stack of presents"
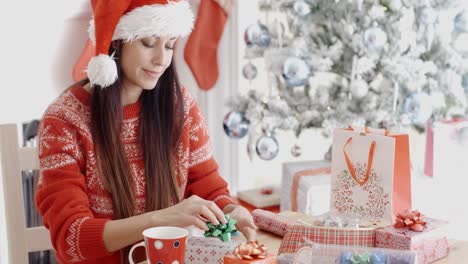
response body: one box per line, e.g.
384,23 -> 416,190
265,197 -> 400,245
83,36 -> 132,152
183,127 -> 452,263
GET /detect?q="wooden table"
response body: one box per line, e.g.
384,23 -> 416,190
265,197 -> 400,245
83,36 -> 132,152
256,229 -> 468,263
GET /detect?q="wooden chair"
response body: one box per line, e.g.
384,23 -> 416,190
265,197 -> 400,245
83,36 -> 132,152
0,123 -> 53,263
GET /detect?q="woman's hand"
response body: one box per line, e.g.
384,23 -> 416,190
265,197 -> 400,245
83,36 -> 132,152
223,204 -> 257,241
150,195 -> 227,231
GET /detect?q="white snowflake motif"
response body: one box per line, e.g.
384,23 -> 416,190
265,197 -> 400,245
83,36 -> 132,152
57,127 -> 84,162
38,125 -> 54,156
121,121 -> 138,141
85,151 -> 104,190
131,163 -> 146,196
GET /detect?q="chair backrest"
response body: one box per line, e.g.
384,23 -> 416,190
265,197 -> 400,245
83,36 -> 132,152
0,123 -> 53,263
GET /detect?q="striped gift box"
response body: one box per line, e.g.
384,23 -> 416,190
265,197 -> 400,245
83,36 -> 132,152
278,224 -> 377,254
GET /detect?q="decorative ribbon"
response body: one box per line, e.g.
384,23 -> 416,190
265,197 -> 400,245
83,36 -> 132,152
394,210 -> 426,232
291,167 -> 331,211
233,241 -> 268,260
204,214 -> 237,242
343,137 -> 376,186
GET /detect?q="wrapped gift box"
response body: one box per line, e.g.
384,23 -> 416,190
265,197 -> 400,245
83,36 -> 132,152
185,236 -> 243,264
278,223 -> 385,254
252,209 -> 297,237
224,254 -> 277,264
375,218 -> 449,264
281,160 -> 331,215
237,186 -> 281,209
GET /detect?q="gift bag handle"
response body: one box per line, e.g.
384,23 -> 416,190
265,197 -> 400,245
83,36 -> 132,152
343,137 -> 376,186
348,126 -> 390,136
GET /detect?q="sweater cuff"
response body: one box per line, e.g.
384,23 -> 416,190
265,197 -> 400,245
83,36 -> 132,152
78,218 -> 113,258
212,195 -> 236,210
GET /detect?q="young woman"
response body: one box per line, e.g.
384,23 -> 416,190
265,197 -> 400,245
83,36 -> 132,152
35,0 -> 256,263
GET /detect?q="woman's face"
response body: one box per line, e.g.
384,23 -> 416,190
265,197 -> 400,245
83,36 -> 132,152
120,35 -> 176,91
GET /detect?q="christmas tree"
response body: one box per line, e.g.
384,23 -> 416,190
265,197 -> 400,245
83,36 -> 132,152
224,0 -> 468,160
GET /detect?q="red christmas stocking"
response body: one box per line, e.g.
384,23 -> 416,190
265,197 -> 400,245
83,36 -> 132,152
184,0 -> 232,90
73,39 -> 95,82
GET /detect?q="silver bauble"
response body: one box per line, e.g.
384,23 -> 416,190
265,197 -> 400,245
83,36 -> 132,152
256,135 -> 280,160
455,11 -> 468,33
242,62 -> 258,80
293,0 -> 311,17
244,22 -> 271,47
350,77 -> 369,99
363,26 -> 387,52
282,57 -> 311,87
290,144 -> 302,157
419,7 -> 437,25
402,92 -> 433,128
223,111 -> 250,139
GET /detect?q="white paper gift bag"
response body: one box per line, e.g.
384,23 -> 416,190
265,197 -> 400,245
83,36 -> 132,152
330,127 -> 412,221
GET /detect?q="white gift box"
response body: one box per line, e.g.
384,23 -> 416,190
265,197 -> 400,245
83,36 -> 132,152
280,160 -> 331,215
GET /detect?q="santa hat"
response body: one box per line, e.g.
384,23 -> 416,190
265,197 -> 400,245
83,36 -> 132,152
87,0 -> 194,88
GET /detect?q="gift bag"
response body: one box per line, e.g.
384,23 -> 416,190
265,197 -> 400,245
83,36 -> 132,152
330,127 -> 411,221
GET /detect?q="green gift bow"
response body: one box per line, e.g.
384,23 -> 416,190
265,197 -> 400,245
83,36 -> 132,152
204,214 -> 237,242
350,252 -> 371,264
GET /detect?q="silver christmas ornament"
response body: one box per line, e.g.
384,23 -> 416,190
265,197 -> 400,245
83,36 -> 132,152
402,92 -> 433,128
244,22 -> 271,47
293,0 -> 311,17
282,57 -> 311,87
242,62 -> 258,80
363,25 -> 388,52
455,11 -> 468,33
223,111 -> 250,139
388,0 -> 402,11
419,7 -> 437,25
290,144 -> 302,157
256,135 -> 280,160
350,77 -> 369,99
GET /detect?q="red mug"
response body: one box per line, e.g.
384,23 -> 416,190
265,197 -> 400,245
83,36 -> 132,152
128,226 -> 189,264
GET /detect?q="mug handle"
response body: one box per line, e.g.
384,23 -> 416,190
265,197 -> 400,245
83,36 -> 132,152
128,241 -> 146,264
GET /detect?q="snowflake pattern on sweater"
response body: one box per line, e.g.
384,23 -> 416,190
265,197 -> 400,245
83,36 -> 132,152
35,85 -> 234,264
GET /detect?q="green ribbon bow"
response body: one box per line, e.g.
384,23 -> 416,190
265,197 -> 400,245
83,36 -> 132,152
204,214 -> 237,242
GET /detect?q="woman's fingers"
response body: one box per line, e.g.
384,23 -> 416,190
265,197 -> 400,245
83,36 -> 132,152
206,200 -> 227,224
240,226 -> 257,242
190,215 -> 209,231
199,205 -> 220,225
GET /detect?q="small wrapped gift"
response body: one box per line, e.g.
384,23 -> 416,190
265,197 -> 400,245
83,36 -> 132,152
281,160 -> 331,215
224,241 -> 277,264
184,236 -> 243,264
252,209 -> 297,237
375,212 -> 449,264
237,187 -> 281,209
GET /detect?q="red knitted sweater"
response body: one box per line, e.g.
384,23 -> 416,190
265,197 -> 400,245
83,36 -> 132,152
35,84 -> 234,263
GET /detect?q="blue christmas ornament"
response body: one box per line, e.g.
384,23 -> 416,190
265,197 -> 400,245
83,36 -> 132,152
282,57 -> 311,87
223,111 -> 250,139
402,92 -> 433,128
370,251 -> 387,264
455,10 -> 468,33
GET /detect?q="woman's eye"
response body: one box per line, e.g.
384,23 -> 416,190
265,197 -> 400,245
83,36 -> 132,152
142,41 -> 154,48
165,46 -> 175,50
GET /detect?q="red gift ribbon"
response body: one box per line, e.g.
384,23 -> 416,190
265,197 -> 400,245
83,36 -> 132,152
394,210 -> 427,232
233,241 -> 268,260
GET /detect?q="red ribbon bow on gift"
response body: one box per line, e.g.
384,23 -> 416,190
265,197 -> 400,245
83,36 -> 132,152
394,210 -> 427,232
234,241 -> 268,260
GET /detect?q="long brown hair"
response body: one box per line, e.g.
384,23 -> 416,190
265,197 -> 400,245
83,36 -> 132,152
89,41 -> 184,262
